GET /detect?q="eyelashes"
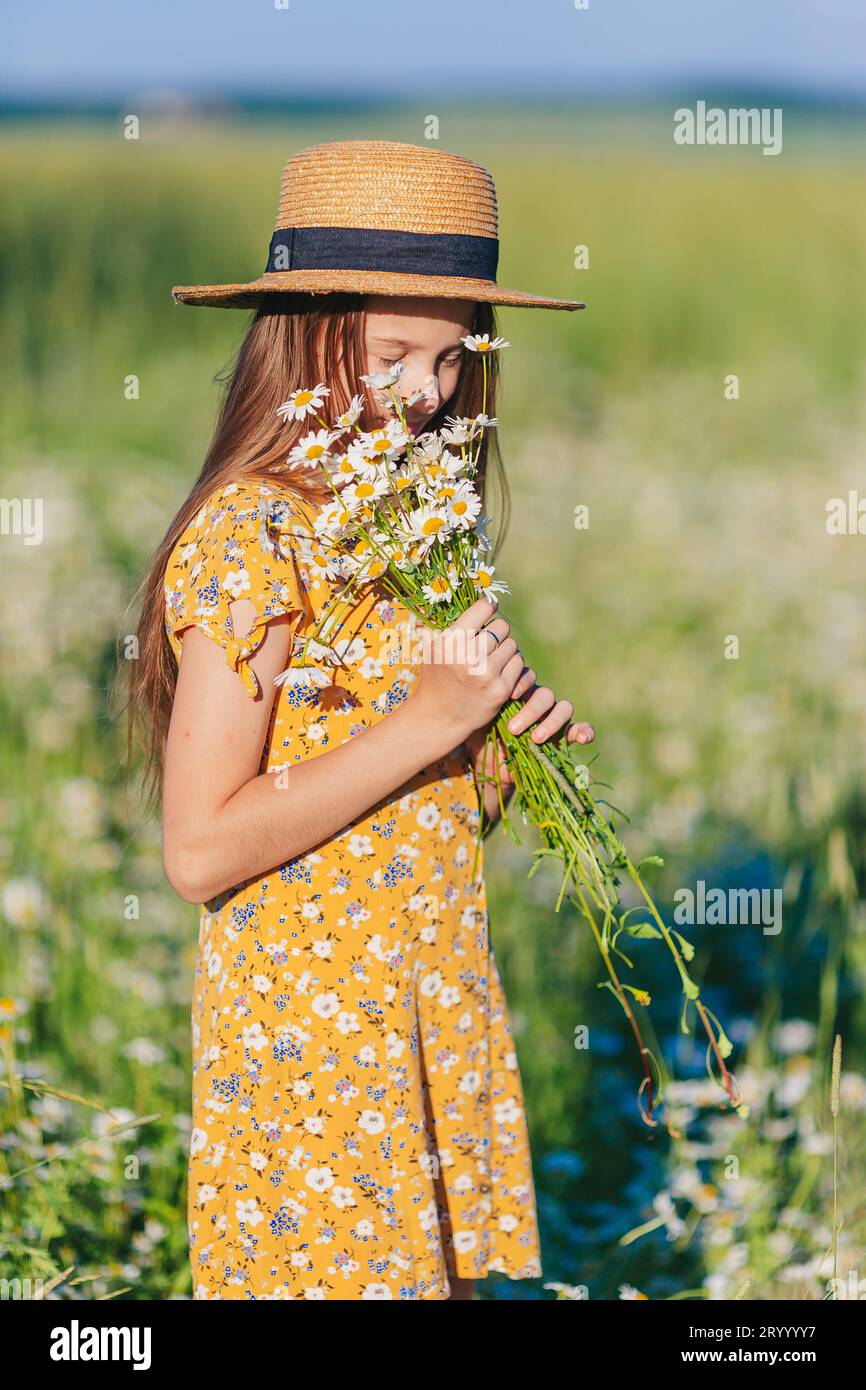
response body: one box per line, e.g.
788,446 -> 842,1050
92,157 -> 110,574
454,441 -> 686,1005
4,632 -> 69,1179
377,355 -> 463,369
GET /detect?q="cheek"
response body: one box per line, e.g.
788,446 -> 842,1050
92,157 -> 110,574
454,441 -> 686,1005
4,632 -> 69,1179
438,366 -> 461,398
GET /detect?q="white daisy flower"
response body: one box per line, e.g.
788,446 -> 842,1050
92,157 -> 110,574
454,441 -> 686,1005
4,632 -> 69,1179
273,665 -> 332,690
461,333 -> 510,353
411,432 -> 447,462
287,428 -> 340,471
277,383 -> 330,422
407,504 -> 452,552
306,546 -> 342,582
312,498 -> 354,539
468,562 -> 509,601
444,483 -> 482,530
333,394 -> 366,430
359,362 -> 405,389
340,474 -> 390,507
451,412 -> 497,431
2,877 -> 48,929
324,453 -> 358,483
350,421 -> 410,460
421,575 -> 453,604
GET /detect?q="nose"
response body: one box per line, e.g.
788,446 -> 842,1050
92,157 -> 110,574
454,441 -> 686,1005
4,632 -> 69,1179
403,373 -> 441,425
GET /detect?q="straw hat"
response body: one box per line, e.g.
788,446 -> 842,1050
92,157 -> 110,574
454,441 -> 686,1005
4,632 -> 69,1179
171,138 -> 585,312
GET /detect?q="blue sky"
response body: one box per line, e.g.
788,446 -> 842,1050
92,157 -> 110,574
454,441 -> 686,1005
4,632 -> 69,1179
4,0 -> 865,101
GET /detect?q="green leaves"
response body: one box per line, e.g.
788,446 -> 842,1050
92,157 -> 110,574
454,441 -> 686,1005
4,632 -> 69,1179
637,854 -> 665,871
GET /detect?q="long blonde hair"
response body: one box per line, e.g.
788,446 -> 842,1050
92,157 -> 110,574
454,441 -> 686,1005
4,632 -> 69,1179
120,291 -> 509,812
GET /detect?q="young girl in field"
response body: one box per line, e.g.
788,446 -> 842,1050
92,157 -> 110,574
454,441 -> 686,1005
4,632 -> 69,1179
129,139 -> 591,1301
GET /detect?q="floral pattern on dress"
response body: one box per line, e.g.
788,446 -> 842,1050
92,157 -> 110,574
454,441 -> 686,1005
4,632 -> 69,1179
164,476 -> 542,1300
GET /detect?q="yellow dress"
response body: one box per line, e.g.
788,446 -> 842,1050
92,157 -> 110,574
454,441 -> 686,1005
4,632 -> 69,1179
163,475 -> 542,1300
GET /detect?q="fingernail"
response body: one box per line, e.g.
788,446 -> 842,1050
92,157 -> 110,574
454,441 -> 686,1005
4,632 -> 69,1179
508,718 -> 521,733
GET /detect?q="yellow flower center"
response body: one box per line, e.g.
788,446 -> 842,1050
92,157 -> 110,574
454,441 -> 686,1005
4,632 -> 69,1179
430,576 -> 450,594
422,517 -> 445,536
293,390 -> 314,407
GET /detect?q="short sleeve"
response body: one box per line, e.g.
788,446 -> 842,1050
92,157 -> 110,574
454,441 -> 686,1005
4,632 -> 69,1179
163,479 -> 309,699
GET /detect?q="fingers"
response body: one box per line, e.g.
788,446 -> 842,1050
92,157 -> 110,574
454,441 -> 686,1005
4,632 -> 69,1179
510,664 -> 535,700
506,690 -> 594,745
451,594 -> 499,633
507,687 -> 557,736
527,697 -> 575,743
478,616 -> 510,647
498,650 -> 526,691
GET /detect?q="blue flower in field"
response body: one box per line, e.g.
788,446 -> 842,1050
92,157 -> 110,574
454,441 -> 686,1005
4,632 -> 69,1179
540,1150 -> 585,1180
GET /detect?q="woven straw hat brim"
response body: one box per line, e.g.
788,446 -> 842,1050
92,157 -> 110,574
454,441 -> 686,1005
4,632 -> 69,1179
172,268 -> 585,311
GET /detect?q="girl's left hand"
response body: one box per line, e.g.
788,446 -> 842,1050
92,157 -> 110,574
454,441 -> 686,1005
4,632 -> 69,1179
465,665 -> 595,804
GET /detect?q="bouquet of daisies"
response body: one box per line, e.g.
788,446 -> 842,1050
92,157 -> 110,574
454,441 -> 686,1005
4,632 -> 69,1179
274,335 -> 740,1130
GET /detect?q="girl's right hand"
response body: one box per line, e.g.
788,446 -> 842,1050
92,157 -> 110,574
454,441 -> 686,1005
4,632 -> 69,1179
406,596 -> 525,746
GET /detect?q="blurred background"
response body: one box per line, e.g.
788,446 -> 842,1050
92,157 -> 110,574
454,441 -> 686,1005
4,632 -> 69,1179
2,0 -> 865,1300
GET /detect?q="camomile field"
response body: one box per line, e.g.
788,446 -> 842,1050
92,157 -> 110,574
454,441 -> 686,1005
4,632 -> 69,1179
1,105 -> 865,1299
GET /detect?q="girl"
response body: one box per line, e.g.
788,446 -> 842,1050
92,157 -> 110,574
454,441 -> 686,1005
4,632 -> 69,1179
128,139 -> 592,1301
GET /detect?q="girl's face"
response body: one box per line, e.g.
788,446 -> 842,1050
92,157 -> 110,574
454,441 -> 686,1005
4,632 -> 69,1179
361,295 -> 477,434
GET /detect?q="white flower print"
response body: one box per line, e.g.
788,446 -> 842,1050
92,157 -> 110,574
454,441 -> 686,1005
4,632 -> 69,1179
311,992 -> 340,1019
236,1199 -> 263,1227
190,1128 -> 208,1155
243,1022 -> 268,1051
305,1166 -> 336,1192
223,568 -> 251,600
357,1109 -> 386,1135
453,1231 -> 478,1255
494,1097 -> 523,1125
359,655 -> 384,680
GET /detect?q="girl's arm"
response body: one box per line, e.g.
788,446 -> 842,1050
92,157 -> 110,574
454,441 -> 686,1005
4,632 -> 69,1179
162,594 -> 523,905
